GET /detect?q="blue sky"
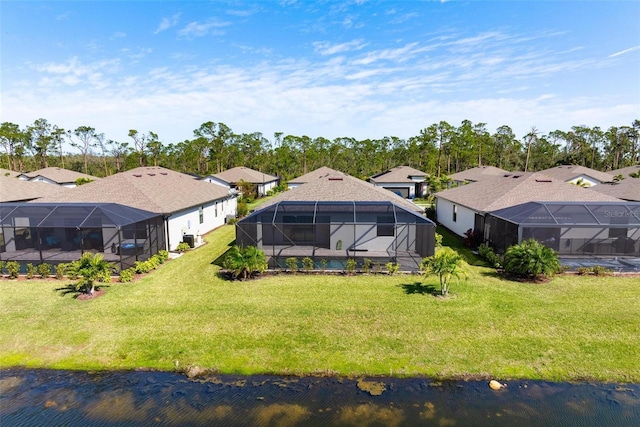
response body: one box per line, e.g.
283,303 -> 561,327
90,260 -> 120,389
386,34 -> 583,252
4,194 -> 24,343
2,1 -> 639,146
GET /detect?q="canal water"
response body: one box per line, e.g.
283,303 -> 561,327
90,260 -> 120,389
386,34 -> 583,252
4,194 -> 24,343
1,369 -> 639,426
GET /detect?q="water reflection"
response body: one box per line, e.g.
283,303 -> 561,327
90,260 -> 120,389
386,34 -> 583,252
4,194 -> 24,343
1,369 -> 639,426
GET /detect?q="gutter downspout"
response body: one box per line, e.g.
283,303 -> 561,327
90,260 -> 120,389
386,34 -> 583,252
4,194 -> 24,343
164,214 -> 171,251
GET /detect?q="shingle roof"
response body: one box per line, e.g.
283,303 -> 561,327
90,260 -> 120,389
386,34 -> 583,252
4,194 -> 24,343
288,166 -> 342,184
33,166 -> 232,214
587,179 -> 640,201
0,168 -> 20,178
260,171 -> 424,213
18,167 -> 99,184
449,166 -> 509,182
537,165 -> 614,183
610,164 -> 640,178
435,172 -> 621,212
213,167 -> 278,185
369,166 -> 429,183
0,175 -> 68,202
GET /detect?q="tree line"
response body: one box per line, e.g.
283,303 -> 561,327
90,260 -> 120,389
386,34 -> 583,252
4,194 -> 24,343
1,118 -> 638,181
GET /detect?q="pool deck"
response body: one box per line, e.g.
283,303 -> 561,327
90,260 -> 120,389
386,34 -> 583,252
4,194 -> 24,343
560,256 -> 640,273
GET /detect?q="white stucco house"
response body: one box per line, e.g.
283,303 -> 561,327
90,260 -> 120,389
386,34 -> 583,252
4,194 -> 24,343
538,165 -> 614,187
203,166 -> 279,197
369,166 -> 429,199
17,167 -> 99,188
34,166 -> 237,251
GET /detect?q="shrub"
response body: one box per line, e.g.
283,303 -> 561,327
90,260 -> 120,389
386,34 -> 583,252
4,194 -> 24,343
6,261 -> 20,279
463,228 -> 480,248
373,262 -> 383,274
576,266 -> 591,275
362,258 -> 372,274
386,262 -> 400,276
478,244 -> 503,269
26,263 -> 36,279
302,257 -> 314,272
503,239 -> 561,279
591,265 -> 613,276
320,259 -> 328,270
285,257 -> 299,272
176,242 -> 191,253
55,263 -> 68,280
156,250 -> 169,264
134,260 -> 153,274
68,253 -> 115,295
119,268 -> 135,283
237,201 -> 249,218
222,245 -> 267,280
345,259 -> 357,275
37,263 -> 52,279
0,260 -> 5,275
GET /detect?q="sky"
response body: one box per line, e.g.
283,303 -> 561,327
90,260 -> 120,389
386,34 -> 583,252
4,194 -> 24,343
2,0 -> 639,147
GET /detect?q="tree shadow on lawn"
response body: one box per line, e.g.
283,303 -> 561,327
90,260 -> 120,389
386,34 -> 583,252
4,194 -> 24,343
399,282 -> 439,296
210,240 -> 237,267
55,283 -> 110,299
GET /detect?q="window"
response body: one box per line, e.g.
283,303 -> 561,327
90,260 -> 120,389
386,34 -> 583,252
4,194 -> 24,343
453,205 -> 457,222
377,216 -> 394,236
199,206 -> 204,224
215,203 -> 218,218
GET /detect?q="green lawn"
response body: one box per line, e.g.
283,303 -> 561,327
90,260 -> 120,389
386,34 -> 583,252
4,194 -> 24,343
1,224 -> 638,382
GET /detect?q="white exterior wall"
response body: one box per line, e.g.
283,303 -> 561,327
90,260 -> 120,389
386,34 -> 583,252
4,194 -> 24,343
566,174 -> 601,187
166,196 -> 237,250
258,180 -> 278,196
201,176 -> 231,189
436,198 -> 477,237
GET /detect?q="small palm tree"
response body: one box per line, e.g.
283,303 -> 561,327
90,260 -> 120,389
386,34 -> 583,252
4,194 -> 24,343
421,247 -> 467,296
503,238 -> 561,280
223,245 -> 267,280
69,253 -> 114,295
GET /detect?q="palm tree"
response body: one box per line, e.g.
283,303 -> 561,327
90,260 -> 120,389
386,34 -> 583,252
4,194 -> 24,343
223,245 -> 267,280
421,247 -> 467,296
69,253 -> 114,295
503,239 -> 561,280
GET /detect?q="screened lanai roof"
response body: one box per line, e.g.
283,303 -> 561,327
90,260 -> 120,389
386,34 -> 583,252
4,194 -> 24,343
489,201 -> 640,226
240,201 -> 434,225
0,203 -> 161,228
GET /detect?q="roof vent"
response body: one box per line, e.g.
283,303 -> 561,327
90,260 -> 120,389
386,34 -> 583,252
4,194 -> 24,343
328,177 -> 343,181
148,173 -> 156,176
535,179 -> 552,182
160,172 -> 168,175
133,174 -> 142,177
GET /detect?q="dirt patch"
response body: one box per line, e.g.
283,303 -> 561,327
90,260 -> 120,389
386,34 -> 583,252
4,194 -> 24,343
76,289 -> 106,300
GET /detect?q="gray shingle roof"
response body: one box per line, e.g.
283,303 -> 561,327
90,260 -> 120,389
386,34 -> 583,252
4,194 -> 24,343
260,171 -> 424,213
288,166 -> 342,184
213,167 -> 278,185
18,167 -> 99,184
435,172 -> 621,212
537,165 -> 614,183
610,164 -> 640,178
449,166 -> 509,182
369,166 -> 429,183
587,178 -> 640,201
33,166 -> 232,214
0,175 -> 68,202
0,168 -> 20,178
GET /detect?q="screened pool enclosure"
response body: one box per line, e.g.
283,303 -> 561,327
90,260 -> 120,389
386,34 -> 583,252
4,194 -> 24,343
0,203 -> 165,271
236,201 -> 436,271
485,201 -> 640,256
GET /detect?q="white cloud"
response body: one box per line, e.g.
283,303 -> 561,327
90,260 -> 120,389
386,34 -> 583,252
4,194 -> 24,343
178,19 -> 231,38
609,45 -> 640,58
313,39 -> 367,55
154,13 -> 181,34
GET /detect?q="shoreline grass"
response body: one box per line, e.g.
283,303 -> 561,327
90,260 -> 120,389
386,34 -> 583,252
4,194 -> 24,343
1,224 -> 639,382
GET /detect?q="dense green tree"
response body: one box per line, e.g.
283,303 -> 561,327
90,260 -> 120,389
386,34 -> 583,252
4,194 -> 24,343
69,126 -> 99,174
0,122 -> 28,171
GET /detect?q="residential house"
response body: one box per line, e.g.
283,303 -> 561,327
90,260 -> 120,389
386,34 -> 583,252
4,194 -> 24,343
587,178 -> 640,202
434,172 -> 621,240
34,166 -> 237,251
17,167 -> 99,188
236,171 -> 435,271
203,166 -> 279,196
369,166 -> 429,199
448,165 -> 509,186
287,166 -> 341,189
538,165 -> 614,187
0,175 -> 67,202
610,164 -> 640,179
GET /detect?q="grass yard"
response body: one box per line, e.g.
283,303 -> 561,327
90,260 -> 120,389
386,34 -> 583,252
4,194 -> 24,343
1,224 -> 639,382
